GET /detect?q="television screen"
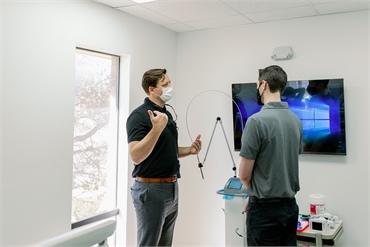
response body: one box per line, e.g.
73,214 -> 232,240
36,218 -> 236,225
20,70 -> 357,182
232,79 -> 346,155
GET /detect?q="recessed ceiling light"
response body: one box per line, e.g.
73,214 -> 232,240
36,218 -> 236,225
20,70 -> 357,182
132,0 -> 156,3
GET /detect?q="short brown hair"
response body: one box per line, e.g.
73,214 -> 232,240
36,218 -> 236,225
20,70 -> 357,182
258,65 -> 287,93
142,68 -> 167,94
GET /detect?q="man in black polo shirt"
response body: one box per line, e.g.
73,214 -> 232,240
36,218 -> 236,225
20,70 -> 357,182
126,68 -> 202,247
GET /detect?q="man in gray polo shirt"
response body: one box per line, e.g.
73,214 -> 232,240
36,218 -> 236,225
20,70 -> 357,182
239,65 -> 303,246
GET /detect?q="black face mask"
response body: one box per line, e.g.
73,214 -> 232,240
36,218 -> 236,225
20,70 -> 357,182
306,86 -> 319,96
256,84 -> 264,105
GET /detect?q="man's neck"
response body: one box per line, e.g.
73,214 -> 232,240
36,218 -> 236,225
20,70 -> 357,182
263,93 -> 281,104
148,95 -> 165,108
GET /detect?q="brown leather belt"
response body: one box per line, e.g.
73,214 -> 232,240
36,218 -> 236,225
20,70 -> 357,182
135,176 -> 177,183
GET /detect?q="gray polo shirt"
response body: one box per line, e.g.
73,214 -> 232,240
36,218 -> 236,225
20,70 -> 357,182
239,101 -> 302,199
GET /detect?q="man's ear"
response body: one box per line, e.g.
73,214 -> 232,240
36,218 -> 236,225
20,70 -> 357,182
148,86 -> 156,94
262,80 -> 268,90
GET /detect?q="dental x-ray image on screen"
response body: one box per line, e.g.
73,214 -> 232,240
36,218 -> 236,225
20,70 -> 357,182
232,78 -> 346,155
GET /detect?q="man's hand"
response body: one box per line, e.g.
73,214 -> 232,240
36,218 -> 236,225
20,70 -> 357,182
148,110 -> 168,131
243,200 -> 249,213
190,134 -> 202,154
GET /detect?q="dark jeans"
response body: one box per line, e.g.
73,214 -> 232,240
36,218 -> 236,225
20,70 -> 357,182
247,197 -> 299,246
130,180 -> 179,247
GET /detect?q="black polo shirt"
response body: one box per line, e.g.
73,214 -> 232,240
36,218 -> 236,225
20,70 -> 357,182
126,97 -> 179,178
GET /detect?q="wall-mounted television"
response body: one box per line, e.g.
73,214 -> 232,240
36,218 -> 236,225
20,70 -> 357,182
232,79 -> 346,155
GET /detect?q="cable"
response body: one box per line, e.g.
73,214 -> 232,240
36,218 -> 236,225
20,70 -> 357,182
185,90 -> 244,179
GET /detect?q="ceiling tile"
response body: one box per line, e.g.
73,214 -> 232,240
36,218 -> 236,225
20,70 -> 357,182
117,4 -> 177,25
312,1 -> 370,15
163,22 -> 196,32
142,0 -> 240,22
186,14 -> 253,30
222,0 -> 312,14
309,0 -> 370,3
245,5 -> 318,23
94,0 -> 134,8
91,0 -> 370,33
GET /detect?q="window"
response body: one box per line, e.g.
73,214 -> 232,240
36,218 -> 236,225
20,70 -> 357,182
72,48 -> 119,223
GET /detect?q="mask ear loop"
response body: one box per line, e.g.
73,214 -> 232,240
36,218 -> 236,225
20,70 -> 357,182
150,86 -> 164,100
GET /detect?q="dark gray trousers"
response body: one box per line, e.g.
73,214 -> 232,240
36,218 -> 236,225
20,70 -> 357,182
247,198 -> 299,246
130,180 -> 179,247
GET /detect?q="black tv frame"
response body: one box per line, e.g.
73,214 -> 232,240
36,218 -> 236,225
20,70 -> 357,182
232,78 -> 346,155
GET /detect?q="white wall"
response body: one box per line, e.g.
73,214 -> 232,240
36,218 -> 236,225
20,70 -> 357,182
1,1 -> 177,246
175,11 -> 369,247
368,10 -> 370,247
2,1 -> 369,247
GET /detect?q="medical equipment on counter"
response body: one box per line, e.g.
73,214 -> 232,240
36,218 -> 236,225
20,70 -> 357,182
313,212 -> 339,224
309,217 -> 331,233
309,212 -> 339,233
297,213 -> 343,247
300,212 -> 339,231
217,177 -> 248,247
309,194 -> 326,215
297,219 -> 343,247
297,218 -> 309,232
